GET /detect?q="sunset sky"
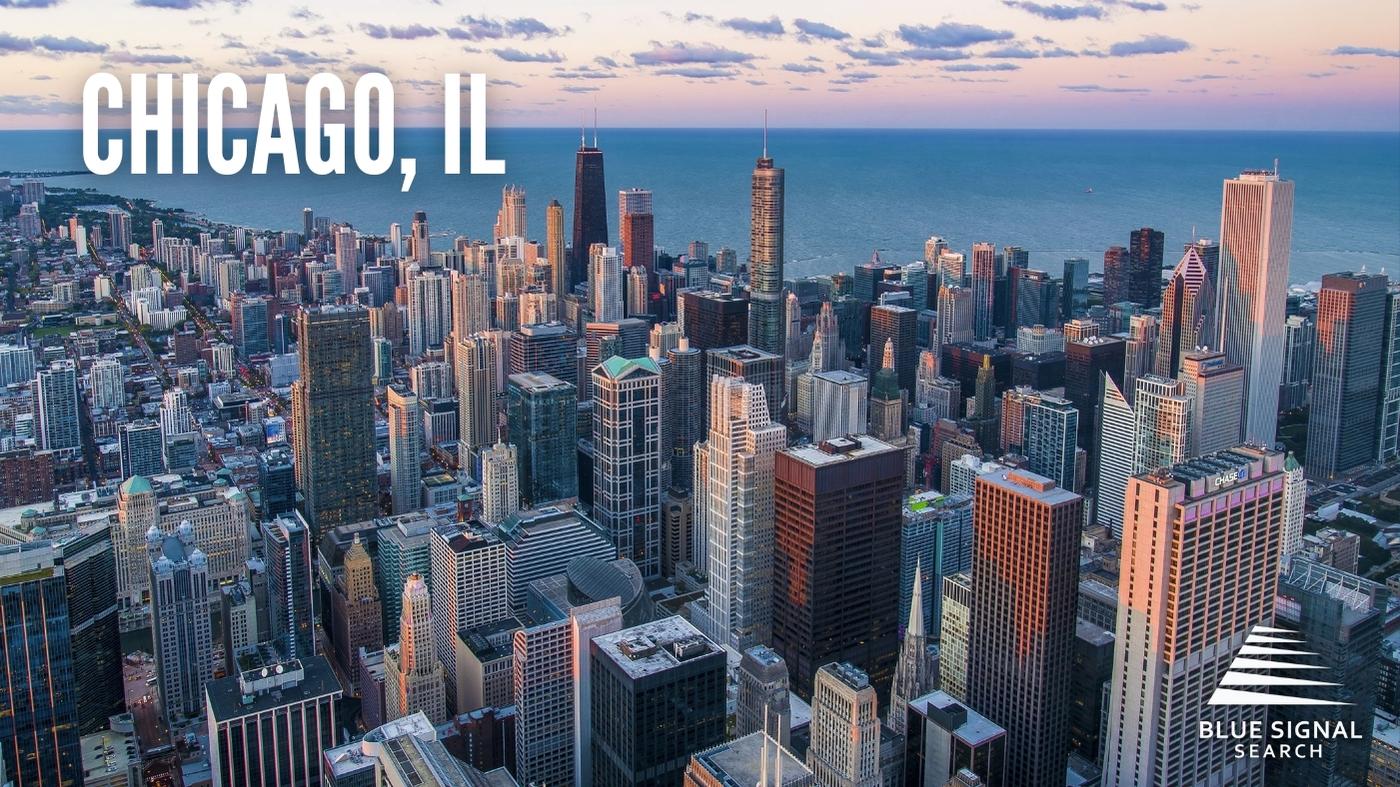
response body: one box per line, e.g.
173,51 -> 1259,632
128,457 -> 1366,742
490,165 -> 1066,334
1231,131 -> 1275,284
0,0 -> 1397,130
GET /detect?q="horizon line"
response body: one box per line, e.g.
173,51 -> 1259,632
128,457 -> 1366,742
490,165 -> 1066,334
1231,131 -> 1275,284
1,125 -> 1397,134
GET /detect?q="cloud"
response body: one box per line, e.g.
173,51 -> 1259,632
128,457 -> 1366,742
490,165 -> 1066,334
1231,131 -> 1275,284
1123,0 -> 1168,9
492,79 -> 523,88
452,15 -> 568,40
632,41 -> 754,66
721,16 -> 784,38
898,22 -> 1014,48
1041,47 -> 1078,57
493,47 -> 564,63
1176,73 -> 1227,82
831,70 -> 878,84
106,51 -> 193,64
0,94 -> 81,114
1061,83 -> 1150,92
0,0 -> 64,7
1330,45 -> 1400,58
860,36 -> 885,48
132,0 -> 240,8
985,44 -> 1040,58
30,74 -> 53,80
1108,35 -> 1190,56
901,48 -> 971,61
280,24 -> 333,39
552,65 -> 618,79
1002,1 -> 1104,20
0,33 -> 109,53
793,18 -> 849,41
242,52 -> 284,67
943,62 -> 1020,72
361,23 -> 439,40
273,47 -> 337,65
562,85 -> 599,93
594,56 -> 619,68
1305,71 -> 1336,79
839,46 -> 902,66
781,62 -> 825,73
289,5 -> 319,20
655,66 -> 737,78
746,79 -> 766,85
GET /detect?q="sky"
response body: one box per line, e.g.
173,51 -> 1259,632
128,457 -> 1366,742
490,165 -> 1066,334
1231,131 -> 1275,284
0,0 -> 1397,130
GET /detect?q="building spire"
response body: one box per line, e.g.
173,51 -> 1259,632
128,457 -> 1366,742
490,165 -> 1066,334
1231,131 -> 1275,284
762,108 -> 768,159
882,338 -> 895,372
907,558 -> 926,637
593,101 -> 599,148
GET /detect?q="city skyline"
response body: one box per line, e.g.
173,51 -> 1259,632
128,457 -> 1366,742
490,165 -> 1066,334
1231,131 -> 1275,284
0,1 -> 1394,131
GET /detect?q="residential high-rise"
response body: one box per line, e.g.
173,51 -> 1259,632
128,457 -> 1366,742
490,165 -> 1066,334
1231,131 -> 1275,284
592,357 -> 663,577
665,338 -> 705,492
1132,375 -> 1190,473
1380,287 -> 1400,462
619,188 -> 655,272
147,522 -> 214,726
206,656 -> 342,787
904,691 -> 1007,787
506,372 -> 579,506
938,572 -> 972,702
694,376 -> 786,651
410,210 -> 430,264
747,141 -> 785,356
56,527 -> 123,735
810,370 -> 868,443
36,359 -> 80,451
330,534 -> 383,694
968,470 -> 1081,787
455,332 -> 498,474
890,560 -> 937,737
1179,349 -> 1244,457
450,270 -> 490,341
806,662 -> 881,787
935,284 -> 975,354
406,268 -> 453,355
772,435 -> 904,698
736,645 -> 792,747
590,617 -> 726,786
292,307 -> 377,537
264,515 -> 314,660
1215,169 -> 1295,444
1122,313 -> 1158,401
969,242 -> 996,340
1306,271 -> 1388,480
497,184 -> 527,240
429,524 -> 507,714
547,198 -> 567,294
0,542 -> 81,785
1128,227 -> 1165,308
384,573 -> 448,724
119,419 -> 165,479
1103,447 -> 1285,787
480,441 -> 520,526
571,133 -> 607,293
1102,245 -> 1128,307
1022,394 -> 1079,492
589,244 -> 624,322
387,385 -> 423,514
1154,246 -> 1214,377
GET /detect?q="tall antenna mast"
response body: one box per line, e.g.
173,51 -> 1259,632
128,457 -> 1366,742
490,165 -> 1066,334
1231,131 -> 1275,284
593,100 -> 599,148
763,109 -> 768,158
580,111 -> 585,148
1273,157 -> 1279,176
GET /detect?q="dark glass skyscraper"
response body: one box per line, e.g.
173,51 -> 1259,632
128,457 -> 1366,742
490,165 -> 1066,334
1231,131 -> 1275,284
57,526 -> 123,735
506,372 -> 579,507
571,136 -> 608,292
264,515 -> 315,660
1306,271 -> 1389,480
747,147 -> 785,356
1128,227 -> 1165,308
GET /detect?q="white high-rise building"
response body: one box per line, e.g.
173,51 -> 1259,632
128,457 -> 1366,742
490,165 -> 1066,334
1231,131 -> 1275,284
384,573 -> 447,724
480,441 -> 520,526
406,269 -> 452,356
1179,349 -> 1244,457
1131,375 -> 1190,474
1095,374 -> 1135,537
694,376 -> 786,651
810,370 -> 868,443
386,385 -> 423,515
589,245 -> 623,323
497,185 -> 527,241
806,662 -> 882,787
0,344 -> 35,387
36,361 -> 80,451
88,357 -> 125,410
147,522 -> 213,726
1103,447 -> 1286,787
450,271 -> 490,341
1281,452 -> 1306,559
1215,170 -> 1294,445
429,524 -> 507,715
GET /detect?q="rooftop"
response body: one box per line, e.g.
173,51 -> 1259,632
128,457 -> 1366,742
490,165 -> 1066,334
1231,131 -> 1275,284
784,433 -> 898,467
205,654 -> 342,722
592,615 -> 722,680
978,468 -> 1080,506
911,690 -> 1005,747
690,731 -> 813,786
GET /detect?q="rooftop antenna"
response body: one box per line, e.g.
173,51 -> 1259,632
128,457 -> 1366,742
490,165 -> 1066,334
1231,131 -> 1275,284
758,709 -> 770,787
592,100 -> 599,148
1273,157 -> 1279,177
580,111 -> 585,148
763,109 -> 768,158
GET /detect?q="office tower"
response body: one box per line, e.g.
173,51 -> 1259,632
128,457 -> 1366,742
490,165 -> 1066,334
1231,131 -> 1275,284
890,560 -> 936,737
736,646 -> 792,747
1068,619 -> 1115,765
665,339 -> 705,492
1381,287 -> 1400,461
1011,268 -> 1059,332
480,442 -> 520,525
1094,375 -> 1134,535
582,319 -> 650,395
409,210 -> 430,264
694,376 -> 786,651
772,435 -> 903,698
747,141 -> 786,356
902,261 -> 931,310
1022,394 -> 1079,491
386,385 -> 423,515
455,332 -> 498,473
1274,451 -> 1305,559
589,617 -> 726,786
806,662 -> 881,787
939,572 -> 972,702
1179,349 -> 1244,457
869,339 -> 908,442
206,656 -> 342,787
810,370 -> 868,445
965,354 -> 1000,451
148,522 -> 214,725
1064,335 -> 1124,447
1061,257 -> 1089,318
1132,375 -> 1190,473
623,264 -> 648,318
968,470 -> 1081,787
1154,246 -> 1214,377
407,269 -> 452,355
1103,446 -> 1285,787
36,360 -> 79,450
493,505 -> 616,614
506,372 -> 578,506
292,307 -> 377,536
496,184 -> 527,240
588,244 -> 624,322
936,283 -> 975,350
331,534 -> 383,693
0,543 -> 81,785
571,132 -> 607,291
686,730 -> 813,787
1102,245 -> 1128,306
705,344 -> 784,428
1279,313 -> 1315,411
229,294 -> 269,357
545,198 -> 567,294
53,527 -> 122,736
385,574 -> 448,724
1216,169 -> 1295,444
119,420 -> 164,479
1127,227 -> 1165,308
969,242 -> 996,340
1307,271 -> 1388,480
618,188 -> 655,272
1122,313 -> 1158,400
511,321 -> 576,387
88,356 -> 124,410
264,515 -> 314,660
1268,558 -> 1387,787
429,525 -> 507,713
258,447 -> 295,519
868,303 -> 917,393
663,488 -> 694,577
375,517 -> 433,644
899,492 -> 972,639
591,357 -> 662,578
904,691 -> 1006,787
679,290 -> 749,350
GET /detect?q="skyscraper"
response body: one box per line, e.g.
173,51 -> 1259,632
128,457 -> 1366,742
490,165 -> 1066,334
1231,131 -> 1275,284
119,419 -> 165,479
589,244 -> 624,322
1132,375 -> 1190,473
480,441 -> 520,525
206,656 -> 342,787
889,560 -> 936,737
694,376 -> 786,651
330,534 -> 382,694
1062,257 -> 1089,319
810,370 -> 868,444
904,691 -> 1007,787
264,515 -> 314,661
868,303 -> 917,393
938,572 -> 972,703
747,140 -> 786,356
1094,374 -> 1135,536
571,131 -> 607,292
806,662 -> 882,787
618,188 -> 655,272
36,360 -> 79,451
497,184 -> 527,240
1178,349 -> 1244,457
56,526 -> 123,735
665,338 -> 705,492
1154,246 -> 1214,377
1215,169 -> 1295,444
1306,271 -> 1388,480
409,210 -> 430,264
386,385 -> 423,515
148,522 -> 214,726
429,524 -> 507,713
292,307 -> 377,537
970,242 -> 996,340
968,469 -> 1081,787
1380,287 -> 1400,462
385,573 -> 448,724
1022,394 -> 1079,492
591,356 -> 662,578
1128,227 -> 1165,308
506,372 -> 579,506
1103,447 -> 1285,787
547,198 -> 567,295
455,332 -> 498,474
0,542 -> 81,785
735,645 -> 792,747
406,268 -> 452,356
1122,313 -> 1158,401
